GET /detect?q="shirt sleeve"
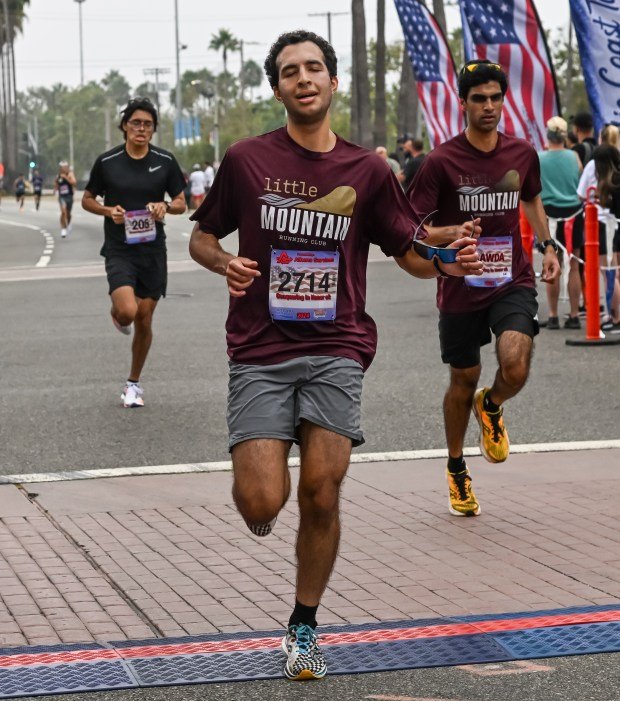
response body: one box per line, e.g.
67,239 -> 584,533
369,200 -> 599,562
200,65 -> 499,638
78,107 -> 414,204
366,166 -> 418,257
407,153 -> 441,226
521,148 -> 542,202
166,157 -> 187,199
85,157 -> 105,196
189,151 -> 238,238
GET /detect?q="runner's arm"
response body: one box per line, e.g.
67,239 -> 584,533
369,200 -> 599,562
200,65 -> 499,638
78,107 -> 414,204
521,195 -> 560,284
81,190 -> 125,224
189,223 -> 261,297
394,237 -> 483,278
146,191 -> 186,221
423,219 -> 482,245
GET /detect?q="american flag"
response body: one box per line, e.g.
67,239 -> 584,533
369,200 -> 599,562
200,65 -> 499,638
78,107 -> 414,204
394,0 -> 464,148
460,0 -> 560,150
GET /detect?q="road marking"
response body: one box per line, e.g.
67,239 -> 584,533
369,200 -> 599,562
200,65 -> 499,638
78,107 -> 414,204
366,696 -> 458,701
457,660 -> 554,676
0,217 -> 54,267
1,439 -> 618,484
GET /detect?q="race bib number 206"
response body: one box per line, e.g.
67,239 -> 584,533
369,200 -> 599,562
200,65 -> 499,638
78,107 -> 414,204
124,209 -> 156,244
269,249 -> 339,321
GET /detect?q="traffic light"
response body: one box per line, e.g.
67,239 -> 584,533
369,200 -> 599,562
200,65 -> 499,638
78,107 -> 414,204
29,160 -> 36,169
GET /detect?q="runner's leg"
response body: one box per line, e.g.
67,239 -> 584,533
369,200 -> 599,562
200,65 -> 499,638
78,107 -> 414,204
110,285 -> 138,328
231,438 -> 292,527
488,330 -> 533,405
129,296 -> 158,381
444,365 -> 480,458
295,420 -> 351,606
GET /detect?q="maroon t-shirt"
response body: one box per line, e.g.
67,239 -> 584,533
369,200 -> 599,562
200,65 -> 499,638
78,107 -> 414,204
190,127 -> 418,370
408,131 -> 541,313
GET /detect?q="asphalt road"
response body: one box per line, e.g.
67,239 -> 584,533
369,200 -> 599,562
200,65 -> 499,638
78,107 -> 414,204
1,196 -> 618,474
2,196 -> 620,700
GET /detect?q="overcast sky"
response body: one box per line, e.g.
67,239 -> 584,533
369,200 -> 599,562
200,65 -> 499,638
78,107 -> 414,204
14,0 -> 571,98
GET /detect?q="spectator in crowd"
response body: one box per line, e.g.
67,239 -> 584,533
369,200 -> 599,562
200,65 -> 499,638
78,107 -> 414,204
567,131 -> 579,149
571,112 -> 596,167
375,146 -> 401,175
188,164 -> 207,210
593,143 -> 620,332
577,125 -> 620,330
203,161 -> 215,195
398,137 -> 425,191
538,116 -> 584,329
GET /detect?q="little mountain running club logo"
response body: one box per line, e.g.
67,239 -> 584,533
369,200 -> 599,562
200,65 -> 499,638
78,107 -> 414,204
456,169 -> 521,214
259,179 -> 356,247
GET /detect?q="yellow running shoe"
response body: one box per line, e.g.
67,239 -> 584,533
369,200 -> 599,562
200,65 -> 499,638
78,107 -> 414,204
447,468 -> 481,517
472,387 -> 509,463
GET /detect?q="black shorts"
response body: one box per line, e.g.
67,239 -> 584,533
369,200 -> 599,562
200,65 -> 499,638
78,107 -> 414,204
105,251 -> 167,300
59,196 -> 73,213
439,285 -> 539,369
544,204 -> 584,252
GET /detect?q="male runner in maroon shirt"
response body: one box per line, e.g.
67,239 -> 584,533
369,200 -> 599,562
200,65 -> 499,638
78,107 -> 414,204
409,60 -> 560,518
189,31 -> 482,680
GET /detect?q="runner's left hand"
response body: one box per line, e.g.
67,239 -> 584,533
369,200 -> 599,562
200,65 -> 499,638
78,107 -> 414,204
442,236 -> 483,277
540,251 -> 561,284
146,202 -> 167,221
457,217 -> 481,239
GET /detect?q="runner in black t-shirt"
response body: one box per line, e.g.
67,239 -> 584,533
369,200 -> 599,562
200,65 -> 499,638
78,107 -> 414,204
82,97 -> 186,408
31,170 -> 44,210
54,162 -> 77,237
14,174 -> 26,210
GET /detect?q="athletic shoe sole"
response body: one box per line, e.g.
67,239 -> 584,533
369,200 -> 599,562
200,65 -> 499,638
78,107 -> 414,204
111,314 -> 133,335
448,502 -> 481,517
120,393 -> 144,408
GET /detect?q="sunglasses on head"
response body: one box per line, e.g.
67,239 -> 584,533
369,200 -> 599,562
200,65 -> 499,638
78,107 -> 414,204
463,61 -> 502,74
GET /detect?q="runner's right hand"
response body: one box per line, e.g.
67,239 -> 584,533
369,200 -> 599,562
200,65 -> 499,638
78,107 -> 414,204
226,257 -> 261,297
108,205 -> 126,224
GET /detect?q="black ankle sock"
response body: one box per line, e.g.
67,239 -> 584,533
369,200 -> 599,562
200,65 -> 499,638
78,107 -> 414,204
483,393 -> 500,413
288,600 -> 318,629
447,455 -> 465,474
127,379 -> 140,385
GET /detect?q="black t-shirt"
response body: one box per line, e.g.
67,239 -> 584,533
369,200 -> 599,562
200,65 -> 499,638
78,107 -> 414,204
573,137 -> 596,167
56,175 -> 73,198
32,175 -> 43,192
86,144 -> 185,255
402,153 -> 425,190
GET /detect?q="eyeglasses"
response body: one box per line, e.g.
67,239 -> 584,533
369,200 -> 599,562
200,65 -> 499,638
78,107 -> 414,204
127,119 -> 155,130
463,61 -> 502,74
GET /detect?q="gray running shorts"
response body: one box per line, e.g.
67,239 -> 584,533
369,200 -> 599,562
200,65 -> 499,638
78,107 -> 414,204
227,355 -> 365,451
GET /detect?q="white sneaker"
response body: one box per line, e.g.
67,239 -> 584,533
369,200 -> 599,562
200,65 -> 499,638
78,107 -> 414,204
111,314 -> 133,335
121,383 -> 144,408
60,228 -> 66,238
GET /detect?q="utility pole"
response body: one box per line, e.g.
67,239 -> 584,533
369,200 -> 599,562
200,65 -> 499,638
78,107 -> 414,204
143,67 -> 170,113
74,0 -> 86,86
174,0 -> 182,123
238,39 -> 260,100
308,10 -> 348,45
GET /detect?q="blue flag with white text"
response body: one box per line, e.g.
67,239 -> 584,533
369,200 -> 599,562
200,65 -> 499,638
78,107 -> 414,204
569,0 -> 620,132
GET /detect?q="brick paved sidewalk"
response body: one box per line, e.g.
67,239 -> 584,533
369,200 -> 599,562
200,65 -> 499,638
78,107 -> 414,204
0,449 -> 618,648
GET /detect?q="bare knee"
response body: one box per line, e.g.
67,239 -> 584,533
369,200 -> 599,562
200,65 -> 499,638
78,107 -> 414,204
114,305 -> 137,327
298,477 -> 342,525
501,358 -> 529,390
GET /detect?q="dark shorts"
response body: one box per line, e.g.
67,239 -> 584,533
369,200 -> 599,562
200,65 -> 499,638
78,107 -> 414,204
544,204 -> 584,252
439,285 -> 539,369
59,196 -> 73,213
105,251 -> 167,300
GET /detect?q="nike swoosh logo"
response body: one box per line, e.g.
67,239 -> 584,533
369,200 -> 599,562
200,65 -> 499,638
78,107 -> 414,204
149,166 -> 162,173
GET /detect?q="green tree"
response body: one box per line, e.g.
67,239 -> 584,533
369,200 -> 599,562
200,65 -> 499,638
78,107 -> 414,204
209,28 -> 240,76
241,59 -> 263,100
550,26 -> 589,118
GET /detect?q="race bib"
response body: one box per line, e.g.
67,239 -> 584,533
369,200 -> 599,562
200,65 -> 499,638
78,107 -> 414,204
465,236 -> 513,288
59,184 -> 70,196
124,209 -> 156,244
269,249 -> 339,321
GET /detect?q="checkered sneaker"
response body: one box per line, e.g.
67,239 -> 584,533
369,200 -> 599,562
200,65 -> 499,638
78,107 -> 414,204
247,517 -> 277,537
281,623 -> 327,680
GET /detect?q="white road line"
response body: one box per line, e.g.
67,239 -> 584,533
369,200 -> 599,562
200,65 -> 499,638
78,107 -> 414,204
2,439 -> 618,485
0,216 -> 54,267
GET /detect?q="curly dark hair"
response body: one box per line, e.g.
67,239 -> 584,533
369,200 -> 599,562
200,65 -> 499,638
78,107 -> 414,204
458,59 -> 508,100
264,30 -> 337,89
118,97 -> 158,141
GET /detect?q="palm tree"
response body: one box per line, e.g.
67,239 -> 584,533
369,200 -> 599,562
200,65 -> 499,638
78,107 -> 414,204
373,0 -> 386,147
397,46 -> 419,145
350,0 -> 372,147
209,29 -> 240,76
1,0 -> 30,172
432,0 -> 447,35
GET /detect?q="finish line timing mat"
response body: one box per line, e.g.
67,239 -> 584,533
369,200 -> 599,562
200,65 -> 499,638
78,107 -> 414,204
1,604 -> 619,697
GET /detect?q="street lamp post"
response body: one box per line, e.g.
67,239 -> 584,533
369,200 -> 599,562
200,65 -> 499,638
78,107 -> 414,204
74,0 -> 86,86
190,80 -> 219,163
56,116 -> 74,169
174,0 -> 182,123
